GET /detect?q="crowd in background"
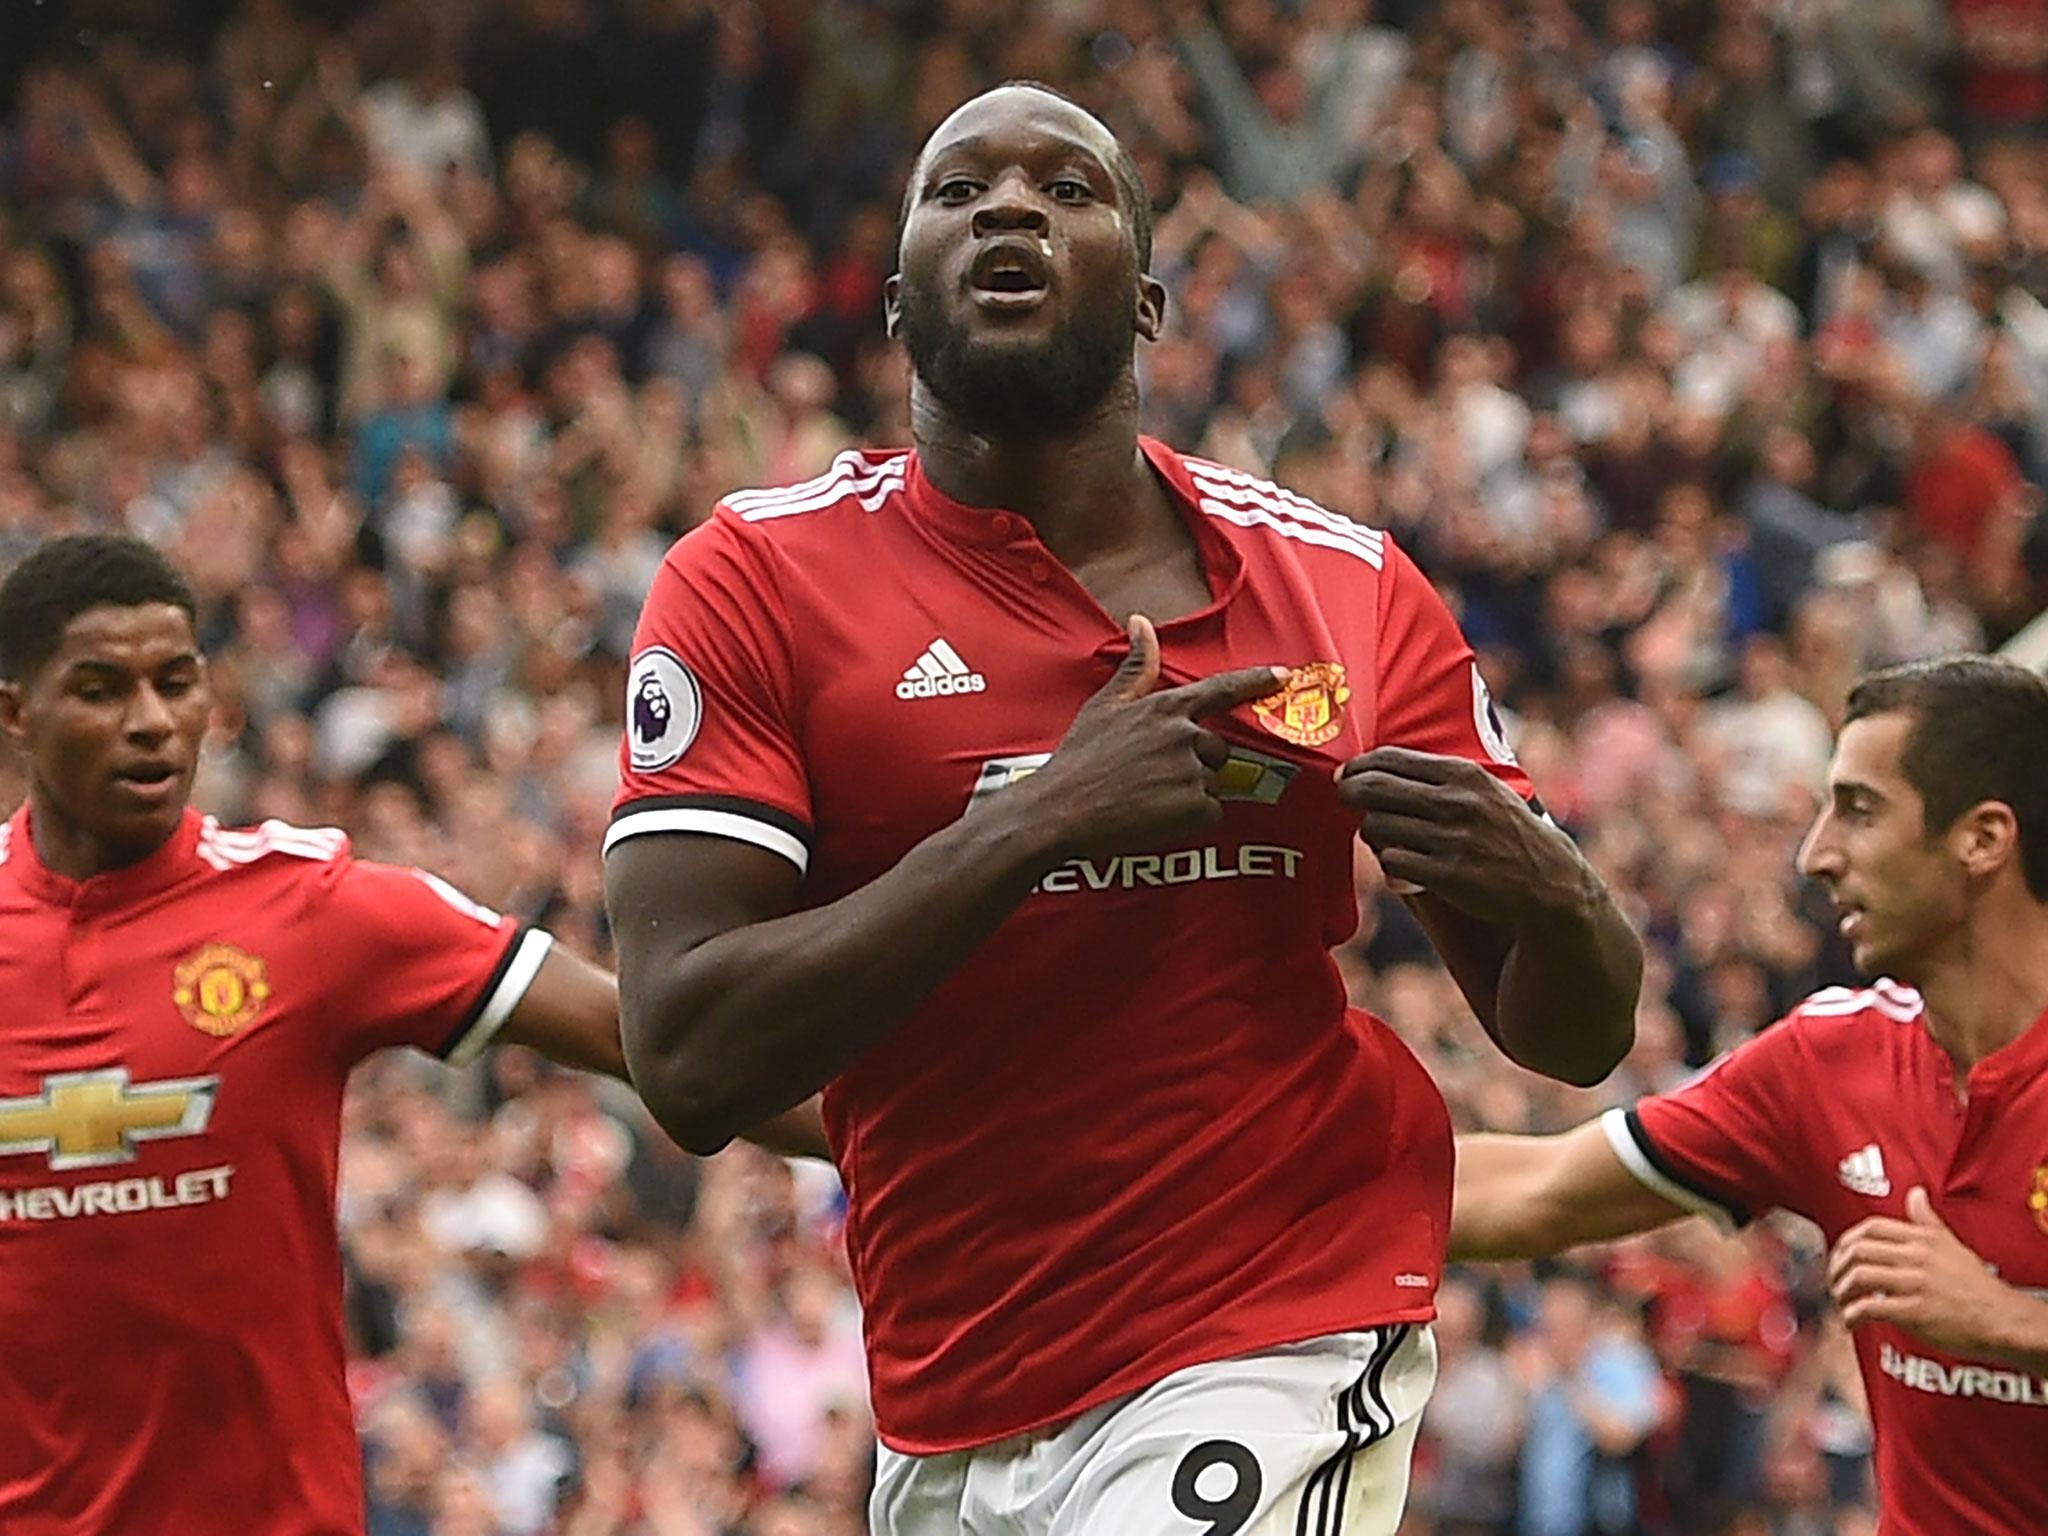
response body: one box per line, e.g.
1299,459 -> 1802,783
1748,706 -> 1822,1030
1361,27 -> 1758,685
4,0 -> 2047,1531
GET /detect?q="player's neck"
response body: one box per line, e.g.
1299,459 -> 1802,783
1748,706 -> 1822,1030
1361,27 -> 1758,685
910,381 -> 1160,567
1913,900 -> 2048,1071
25,790 -> 176,881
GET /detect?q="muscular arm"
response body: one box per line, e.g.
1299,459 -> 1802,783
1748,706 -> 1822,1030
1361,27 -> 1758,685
607,626 -> 1285,1156
494,941 -> 832,1160
606,811 -> 1061,1156
1347,748 -> 1641,1086
1450,1120 -> 1691,1262
1409,864 -> 1643,1087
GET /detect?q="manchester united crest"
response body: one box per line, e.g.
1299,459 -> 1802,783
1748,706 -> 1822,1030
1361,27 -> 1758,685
173,945 -> 272,1038
1253,661 -> 1351,748
2031,1164 -> 2048,1238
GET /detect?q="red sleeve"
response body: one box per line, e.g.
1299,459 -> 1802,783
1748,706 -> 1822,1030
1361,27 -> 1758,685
1371,537 -> 1536,803
605,509 -> 811,873
1604,1016 -> 1815,1229
315,856 -> 554,1066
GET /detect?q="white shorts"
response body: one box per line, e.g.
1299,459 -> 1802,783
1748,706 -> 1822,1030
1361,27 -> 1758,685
871,1324 -> 1438,1536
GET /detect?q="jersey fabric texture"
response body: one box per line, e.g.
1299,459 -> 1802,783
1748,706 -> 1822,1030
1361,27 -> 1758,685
610,440 -> 1534,1451
869,1324 -> 1438,1536
1608,981 -> 2048,1536
0,807 -> 552,1536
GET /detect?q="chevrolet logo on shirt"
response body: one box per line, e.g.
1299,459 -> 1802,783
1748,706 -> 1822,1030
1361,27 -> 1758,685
968,746 -> 1300,809
0,1069 -> 218,1171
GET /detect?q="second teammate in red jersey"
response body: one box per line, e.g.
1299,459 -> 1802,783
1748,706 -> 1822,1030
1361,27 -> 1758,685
608,83 -> 1643,1535
1453,657 -> 2048,1535
0,534 -> 826,1536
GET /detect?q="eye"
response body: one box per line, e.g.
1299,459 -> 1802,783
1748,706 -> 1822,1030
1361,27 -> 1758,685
1049,178 -> 1093,203
934,177 -> 979,204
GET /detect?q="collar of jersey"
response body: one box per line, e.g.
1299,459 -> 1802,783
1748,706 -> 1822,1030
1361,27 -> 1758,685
1949,993 -> 2048,1095
903,438 -> 1247,613
6,805 -> 206,908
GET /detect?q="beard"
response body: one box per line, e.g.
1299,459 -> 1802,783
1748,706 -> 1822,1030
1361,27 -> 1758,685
896,274 -> 1137,439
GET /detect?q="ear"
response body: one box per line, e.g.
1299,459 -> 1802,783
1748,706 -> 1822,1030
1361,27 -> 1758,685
1136,274 -> 1167,343
883,274 -> 902,341
1952,799 -> 2021,882
0,680 -> 25,750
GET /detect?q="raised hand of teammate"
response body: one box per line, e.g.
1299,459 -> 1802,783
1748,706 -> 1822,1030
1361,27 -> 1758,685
1023,614 -> 1286,859
1829,1187 -> 2048,1366
1335,746 -> 1586,923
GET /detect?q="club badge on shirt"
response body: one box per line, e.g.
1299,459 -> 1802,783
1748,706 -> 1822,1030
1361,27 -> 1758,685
172,945 -> 272,1038
2030,1163 -> 2048,1238
1254,661 -> 1350,748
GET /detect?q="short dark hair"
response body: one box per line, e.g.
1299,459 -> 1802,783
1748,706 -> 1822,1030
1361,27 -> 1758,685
1843,655 -> 2048,897
0,535 -> 199,683
897,80 -> 1155,273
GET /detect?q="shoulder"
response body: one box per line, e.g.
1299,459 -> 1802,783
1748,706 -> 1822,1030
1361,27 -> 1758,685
1705,981 -> 1923,1078
195,817 -> 351,877
653,448 -> 912,603
711,448 -> 912,538
1784,980 -> 1924,1039
1174,451 -> 1389,573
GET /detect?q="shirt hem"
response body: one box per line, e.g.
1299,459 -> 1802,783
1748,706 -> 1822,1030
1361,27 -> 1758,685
870,1301 -> 1440,1456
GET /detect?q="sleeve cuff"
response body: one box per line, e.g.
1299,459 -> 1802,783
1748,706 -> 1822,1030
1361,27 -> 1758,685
441,927 -> 555,1067
603,795 -> 810,874
1600,1107 -> 1749,1234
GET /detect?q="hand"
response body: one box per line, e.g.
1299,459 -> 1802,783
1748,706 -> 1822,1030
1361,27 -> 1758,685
1828,1187 -> 2022,1359
1023,615 -> 1287,861
1338,746 -> 1583,925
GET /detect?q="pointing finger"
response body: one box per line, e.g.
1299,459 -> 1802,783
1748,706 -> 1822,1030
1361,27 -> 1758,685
1157,664 -> 1292,719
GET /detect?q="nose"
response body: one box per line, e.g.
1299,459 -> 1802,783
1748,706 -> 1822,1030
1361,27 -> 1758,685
125,682 -> 176,743
1796,808 -> 1837,881
971,172 -> 1050,239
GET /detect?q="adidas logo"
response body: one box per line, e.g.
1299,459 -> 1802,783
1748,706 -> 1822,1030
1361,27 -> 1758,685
896,638 -> 987,700
1838,1143 -> 1892,1198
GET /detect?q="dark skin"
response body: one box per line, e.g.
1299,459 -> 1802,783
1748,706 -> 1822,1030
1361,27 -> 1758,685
610,85 -> 1639,1156
0,601 -> 828,1159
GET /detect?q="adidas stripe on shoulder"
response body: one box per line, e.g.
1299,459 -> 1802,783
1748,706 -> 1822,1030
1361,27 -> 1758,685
720,451 -> 909,523
1184,457 -> 1385,570
197,817 -> 348,872
1795,981 -> 1924,1024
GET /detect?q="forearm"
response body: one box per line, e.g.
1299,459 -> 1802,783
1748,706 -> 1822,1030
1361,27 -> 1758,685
622,803 -> 1061,1154
1986,1290 -> 2048,1377
740,1098 -> 832,1161
1495,865 -> 1642,1086
1450,1123 -> 1687,1262
1450,1134 -> 1560,1262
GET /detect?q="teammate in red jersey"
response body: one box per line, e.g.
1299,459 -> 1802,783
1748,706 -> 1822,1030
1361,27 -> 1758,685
606,83 -> 1642,1535
1451,655 -> 2048,1535
0,534 -> 823,1536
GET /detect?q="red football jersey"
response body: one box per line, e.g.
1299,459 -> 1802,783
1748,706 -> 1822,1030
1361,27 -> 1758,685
1608,981 -> 2048,1535
0,807 -> 553,1536
609,439 -> 1535,1451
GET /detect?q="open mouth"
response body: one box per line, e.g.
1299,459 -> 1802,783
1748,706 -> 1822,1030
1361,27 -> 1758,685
115,763 -> 179,792
968,241 -> 1051,306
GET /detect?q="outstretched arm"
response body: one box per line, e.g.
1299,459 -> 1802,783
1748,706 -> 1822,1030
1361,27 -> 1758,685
1451,1119 -> 1690,1262
497,942 -> 831,1160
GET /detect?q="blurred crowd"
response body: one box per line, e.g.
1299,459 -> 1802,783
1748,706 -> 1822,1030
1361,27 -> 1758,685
5,0 -> 2047,1531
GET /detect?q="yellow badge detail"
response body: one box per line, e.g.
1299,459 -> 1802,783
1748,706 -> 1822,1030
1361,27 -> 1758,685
1253,661 -> 1351,748
2031,1164 -> 2048,1238
173,945 -> 272,1037
0,1069 -> 218,1170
